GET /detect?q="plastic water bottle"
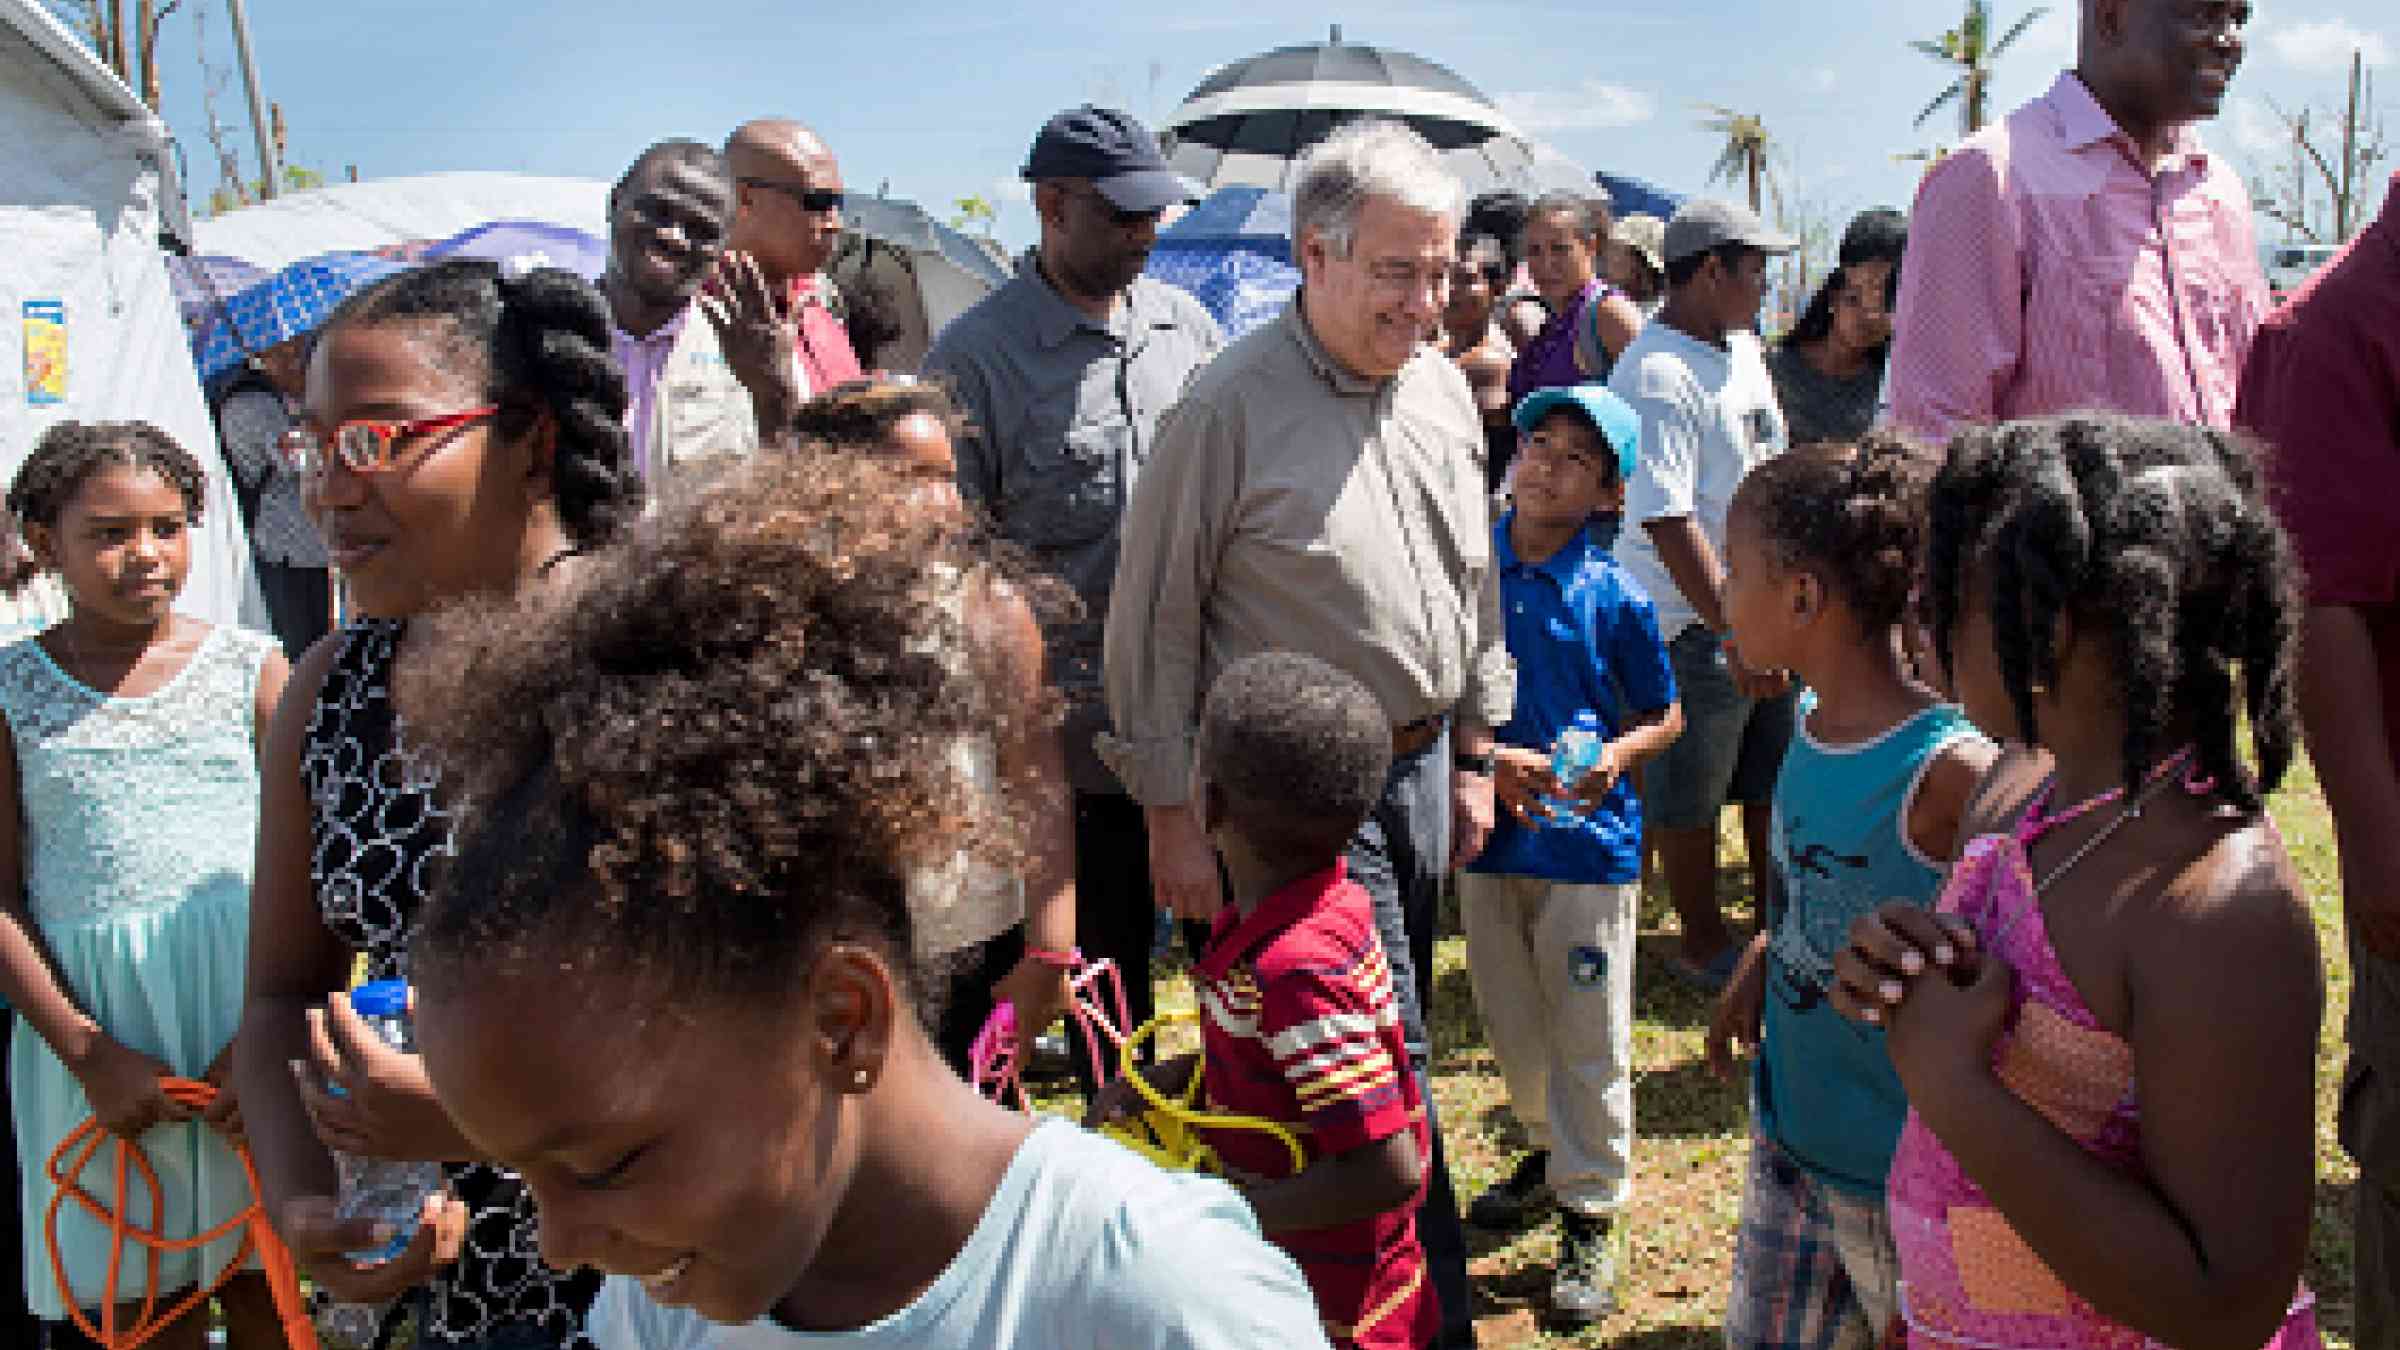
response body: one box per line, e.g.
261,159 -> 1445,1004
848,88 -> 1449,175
1544,711 -> 1606,821
316,979 -> 444,1350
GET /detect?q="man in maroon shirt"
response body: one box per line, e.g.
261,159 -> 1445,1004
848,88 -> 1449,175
2237,171 -> 2400,1350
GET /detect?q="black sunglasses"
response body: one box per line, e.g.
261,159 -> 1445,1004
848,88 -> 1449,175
1070,185 -> 1164,228
738,177 -> 845,214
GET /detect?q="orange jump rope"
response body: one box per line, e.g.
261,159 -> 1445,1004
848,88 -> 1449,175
44,1076 -> 317,1350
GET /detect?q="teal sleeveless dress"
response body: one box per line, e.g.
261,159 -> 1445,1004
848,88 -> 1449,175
0,624 -> 275,1317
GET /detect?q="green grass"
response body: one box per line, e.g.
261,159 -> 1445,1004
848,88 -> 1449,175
1414,753 -> 2360,1348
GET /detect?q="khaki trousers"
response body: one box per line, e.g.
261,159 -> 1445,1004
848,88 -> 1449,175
1460,872 -> 1638,1215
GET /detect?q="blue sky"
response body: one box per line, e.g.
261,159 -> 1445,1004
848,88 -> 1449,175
133,0 -> 2396,250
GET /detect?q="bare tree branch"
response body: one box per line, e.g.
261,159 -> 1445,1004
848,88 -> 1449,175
2258,83 -> 2389,242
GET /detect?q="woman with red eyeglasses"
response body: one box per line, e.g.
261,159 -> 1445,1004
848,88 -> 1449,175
233,258 -> 638,1350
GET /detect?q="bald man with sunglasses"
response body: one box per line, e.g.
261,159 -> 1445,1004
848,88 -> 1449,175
726,118 -> 864,397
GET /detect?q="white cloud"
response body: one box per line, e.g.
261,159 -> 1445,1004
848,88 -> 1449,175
1806,67 -> 1839,94
2229,95 -> 2288,159
2018,4 -> 2077,58
1493,81 -> 1656,133
2268,18 -> 2392,73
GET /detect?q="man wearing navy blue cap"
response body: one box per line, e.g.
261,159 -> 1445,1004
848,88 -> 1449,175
1460,385 -> 1682,1325
922,107 -> 1221,1088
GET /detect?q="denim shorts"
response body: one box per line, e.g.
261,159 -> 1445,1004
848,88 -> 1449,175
1642,625 -> 1797,831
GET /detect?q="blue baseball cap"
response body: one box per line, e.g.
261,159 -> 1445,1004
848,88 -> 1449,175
1512,385 -> 1641,481
1021,106 -> 1198,213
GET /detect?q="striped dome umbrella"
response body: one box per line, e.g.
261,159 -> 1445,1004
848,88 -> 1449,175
1159,27 -> 1538,194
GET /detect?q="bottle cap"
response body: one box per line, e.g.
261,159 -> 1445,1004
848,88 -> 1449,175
348,979 -> 410,1018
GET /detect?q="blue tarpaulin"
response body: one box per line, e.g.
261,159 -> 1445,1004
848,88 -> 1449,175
1145,186 -> 1301,340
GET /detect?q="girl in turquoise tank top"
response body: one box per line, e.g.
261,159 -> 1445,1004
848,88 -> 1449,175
1709,437 -> 1997,1349
0,422 -> 291,1345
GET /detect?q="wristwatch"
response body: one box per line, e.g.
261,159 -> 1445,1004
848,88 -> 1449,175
1454,750 -> 1496,776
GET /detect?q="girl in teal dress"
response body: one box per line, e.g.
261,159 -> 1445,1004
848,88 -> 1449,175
0,422 -> 290,1347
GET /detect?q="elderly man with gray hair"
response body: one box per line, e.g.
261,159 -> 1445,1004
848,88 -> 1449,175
1102,118 -> 1504,1348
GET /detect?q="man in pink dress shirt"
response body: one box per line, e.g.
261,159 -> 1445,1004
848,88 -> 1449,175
1888,0 -> 2269,445
726,118 -> 867,393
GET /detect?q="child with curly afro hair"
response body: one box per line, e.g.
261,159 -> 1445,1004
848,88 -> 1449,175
393,451 -> 1334,1350
1833,415 -> 2322,1349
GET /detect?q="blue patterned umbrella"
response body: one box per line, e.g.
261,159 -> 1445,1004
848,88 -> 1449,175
1146,186 -> 1302,340
166,254 -> 267,342
190,251 -> 409,383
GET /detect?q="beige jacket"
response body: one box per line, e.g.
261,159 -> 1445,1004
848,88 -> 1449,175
644,310 -> 762,493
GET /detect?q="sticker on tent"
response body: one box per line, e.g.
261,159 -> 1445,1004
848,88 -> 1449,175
22,301 -> 65,406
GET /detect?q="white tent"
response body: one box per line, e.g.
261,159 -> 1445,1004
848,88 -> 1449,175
195,172 -> 609,269
0,0 -> 257,628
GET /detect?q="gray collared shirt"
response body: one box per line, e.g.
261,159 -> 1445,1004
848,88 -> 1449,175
923,252 -> 1222,792
1100,299 -> 1514,807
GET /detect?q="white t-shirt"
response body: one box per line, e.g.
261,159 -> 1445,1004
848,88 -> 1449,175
1607,322 -> 1789,638
583,1120 -> 1332,1350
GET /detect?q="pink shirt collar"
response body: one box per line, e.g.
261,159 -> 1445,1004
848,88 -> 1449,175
2042,70 -> 2209,170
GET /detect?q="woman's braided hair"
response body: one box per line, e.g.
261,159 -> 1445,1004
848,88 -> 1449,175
1731,432 -> 1930,632
7,420 -> 206,529
1925,414 -> 2301,813
323,259 -> 638,543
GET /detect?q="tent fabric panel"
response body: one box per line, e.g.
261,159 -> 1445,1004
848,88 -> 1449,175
195,173 -> 610,271
0,33 -> 259,629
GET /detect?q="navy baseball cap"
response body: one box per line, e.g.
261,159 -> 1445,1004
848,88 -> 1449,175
1512,385 -> 1641,481
1022,106 -> 1199,213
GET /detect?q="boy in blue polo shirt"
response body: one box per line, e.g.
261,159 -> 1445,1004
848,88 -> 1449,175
1461,385 -> 1683,1326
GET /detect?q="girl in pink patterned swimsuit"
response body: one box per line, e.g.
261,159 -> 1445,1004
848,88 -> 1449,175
1830,415 -> 2323,1349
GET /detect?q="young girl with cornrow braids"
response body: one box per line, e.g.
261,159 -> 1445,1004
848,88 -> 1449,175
1708,436 -> 1996,1350
1833,415 -> 2323,1349
234,259 -> 640,1350
0,422 -> 290,1348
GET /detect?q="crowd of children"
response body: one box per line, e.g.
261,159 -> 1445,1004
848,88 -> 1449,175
0,258 -> 2342,1350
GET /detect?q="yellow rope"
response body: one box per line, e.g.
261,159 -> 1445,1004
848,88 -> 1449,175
1097,1010 -> 1308,1176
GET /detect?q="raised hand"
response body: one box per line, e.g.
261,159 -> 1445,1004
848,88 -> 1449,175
697,249 -> 803,428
